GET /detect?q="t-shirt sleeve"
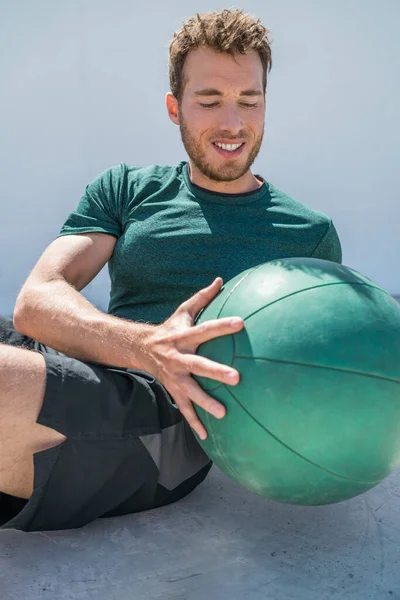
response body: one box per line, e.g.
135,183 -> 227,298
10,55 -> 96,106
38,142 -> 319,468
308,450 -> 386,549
58,165 -> 124,239
311,220 -> 342,264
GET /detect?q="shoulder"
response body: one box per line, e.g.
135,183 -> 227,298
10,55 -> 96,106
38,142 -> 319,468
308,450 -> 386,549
266,182 -> 331,228
84,163 -> 184,210
265,182 -> 342,263
89,162 -> 183,187
95,162 -> 184,200
121,162 -> 183,187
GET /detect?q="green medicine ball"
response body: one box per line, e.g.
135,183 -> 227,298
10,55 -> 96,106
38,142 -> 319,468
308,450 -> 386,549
194,258 -> 400,505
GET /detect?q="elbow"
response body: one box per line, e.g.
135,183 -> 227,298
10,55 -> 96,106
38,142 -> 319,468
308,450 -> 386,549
13,289 -> 33,335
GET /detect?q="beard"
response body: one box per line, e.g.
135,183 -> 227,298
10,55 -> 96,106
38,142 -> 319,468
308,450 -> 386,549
178,111 -> 264,183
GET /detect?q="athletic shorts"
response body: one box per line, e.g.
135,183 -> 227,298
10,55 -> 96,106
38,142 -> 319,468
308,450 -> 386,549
0,317 -> 212,531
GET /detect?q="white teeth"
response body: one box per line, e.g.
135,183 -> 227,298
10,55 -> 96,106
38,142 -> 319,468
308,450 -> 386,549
214,142 -> 243,151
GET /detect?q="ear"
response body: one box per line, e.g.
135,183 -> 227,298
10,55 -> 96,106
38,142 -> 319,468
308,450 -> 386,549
166,93 -> 180,125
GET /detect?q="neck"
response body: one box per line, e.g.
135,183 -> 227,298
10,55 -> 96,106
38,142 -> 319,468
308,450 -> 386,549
188,161 -> 262,194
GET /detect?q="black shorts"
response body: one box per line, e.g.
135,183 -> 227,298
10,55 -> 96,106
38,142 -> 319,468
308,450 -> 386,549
0,318 -> 212,531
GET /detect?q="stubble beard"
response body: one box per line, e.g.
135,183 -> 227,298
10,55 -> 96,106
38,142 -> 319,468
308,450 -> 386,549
179,111 -> 264,183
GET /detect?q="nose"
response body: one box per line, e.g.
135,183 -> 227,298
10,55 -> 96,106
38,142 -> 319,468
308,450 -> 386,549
218,104 -> 244,136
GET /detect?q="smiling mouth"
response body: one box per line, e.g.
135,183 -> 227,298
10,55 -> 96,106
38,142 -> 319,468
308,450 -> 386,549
213,142 -> 245,152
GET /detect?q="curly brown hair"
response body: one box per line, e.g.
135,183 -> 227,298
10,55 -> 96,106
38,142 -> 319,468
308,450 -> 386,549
169,8 -> 273,102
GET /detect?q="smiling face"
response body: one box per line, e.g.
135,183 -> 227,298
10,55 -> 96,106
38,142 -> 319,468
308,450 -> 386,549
166,47 -> 267,193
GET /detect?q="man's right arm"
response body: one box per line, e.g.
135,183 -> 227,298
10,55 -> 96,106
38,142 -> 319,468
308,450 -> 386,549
13,232 -> 155,370
13,232 -> 244,439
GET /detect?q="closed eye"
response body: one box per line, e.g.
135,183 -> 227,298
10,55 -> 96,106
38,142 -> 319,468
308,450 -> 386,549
199,102 -> 258,109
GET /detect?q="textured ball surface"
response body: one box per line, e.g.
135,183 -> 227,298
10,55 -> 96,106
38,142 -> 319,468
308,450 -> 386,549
194,258 -> 400,505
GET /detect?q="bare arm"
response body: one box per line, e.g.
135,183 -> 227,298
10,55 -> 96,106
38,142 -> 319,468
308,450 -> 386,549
13,233 -> 154,369
14,232 -> 245,439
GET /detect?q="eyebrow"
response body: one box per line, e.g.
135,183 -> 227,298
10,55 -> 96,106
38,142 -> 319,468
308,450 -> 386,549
193,88 -> 263,97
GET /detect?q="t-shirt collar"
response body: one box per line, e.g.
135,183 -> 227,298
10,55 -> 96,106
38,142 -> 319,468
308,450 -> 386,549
181,161 -> 268,206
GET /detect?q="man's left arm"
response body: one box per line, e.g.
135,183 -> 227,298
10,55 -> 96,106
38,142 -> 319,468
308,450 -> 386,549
311,220 -> 342,264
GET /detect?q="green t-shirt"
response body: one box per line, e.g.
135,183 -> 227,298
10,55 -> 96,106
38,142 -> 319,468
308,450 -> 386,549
59,161 -> 342,325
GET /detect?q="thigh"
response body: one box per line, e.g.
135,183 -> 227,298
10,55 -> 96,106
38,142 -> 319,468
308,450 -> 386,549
0,344 -> 66,499
1,352 -> 211,532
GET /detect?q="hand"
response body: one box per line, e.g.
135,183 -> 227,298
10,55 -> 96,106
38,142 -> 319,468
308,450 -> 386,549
141,278 -> 244,440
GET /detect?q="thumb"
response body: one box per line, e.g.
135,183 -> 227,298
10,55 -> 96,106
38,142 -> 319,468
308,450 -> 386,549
181,277 -> 223,320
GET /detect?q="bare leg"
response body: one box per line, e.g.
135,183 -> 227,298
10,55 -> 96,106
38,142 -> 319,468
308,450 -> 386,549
0,344 -> 66,499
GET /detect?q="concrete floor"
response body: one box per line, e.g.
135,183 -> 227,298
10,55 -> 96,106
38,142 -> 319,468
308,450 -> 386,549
1,465 -> 400,600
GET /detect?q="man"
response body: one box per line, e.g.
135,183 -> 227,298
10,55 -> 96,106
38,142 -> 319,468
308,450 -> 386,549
0,9 -> 341,531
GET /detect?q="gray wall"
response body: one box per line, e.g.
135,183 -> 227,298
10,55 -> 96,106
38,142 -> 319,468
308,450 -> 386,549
1,0 -> 399,315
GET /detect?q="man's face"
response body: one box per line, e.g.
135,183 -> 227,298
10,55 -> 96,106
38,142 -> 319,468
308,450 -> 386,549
175,47 -> 266,183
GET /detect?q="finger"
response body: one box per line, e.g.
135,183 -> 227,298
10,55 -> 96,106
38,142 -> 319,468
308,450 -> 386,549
181,354 -> 240,386
176,398 -> 208,440
180,278 -> 223,319
186,378 -> 227,419
186,316 -> 244,346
